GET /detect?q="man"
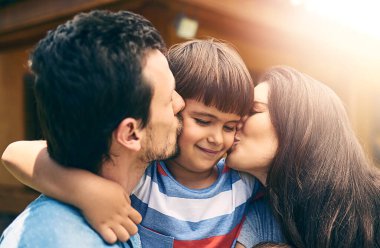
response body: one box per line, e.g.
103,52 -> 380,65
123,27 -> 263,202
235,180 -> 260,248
0,10 -> 184,247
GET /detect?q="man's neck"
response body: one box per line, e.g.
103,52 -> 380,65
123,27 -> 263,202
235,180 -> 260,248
100,156 -> 148,195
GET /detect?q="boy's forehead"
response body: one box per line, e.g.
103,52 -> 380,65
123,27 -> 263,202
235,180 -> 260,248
184,99 -> 241,122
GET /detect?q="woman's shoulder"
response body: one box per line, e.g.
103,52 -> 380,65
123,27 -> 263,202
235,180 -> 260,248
238,197 -> 286,247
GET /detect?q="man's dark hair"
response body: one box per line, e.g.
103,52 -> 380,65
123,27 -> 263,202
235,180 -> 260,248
31,10 -> 165,173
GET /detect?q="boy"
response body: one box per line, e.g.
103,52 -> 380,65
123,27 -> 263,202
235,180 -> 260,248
131,40 -> 255,247
2,40 -> 272,247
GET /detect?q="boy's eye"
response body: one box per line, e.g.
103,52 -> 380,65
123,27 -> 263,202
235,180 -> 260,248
223,125 -> 236,132
195,118 -> 210,125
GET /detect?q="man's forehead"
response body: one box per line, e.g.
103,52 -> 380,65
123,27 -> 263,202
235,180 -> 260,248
142,49 -> 175,95
142,50 -> 169,77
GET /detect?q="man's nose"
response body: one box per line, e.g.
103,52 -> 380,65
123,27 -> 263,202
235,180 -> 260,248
173,90 -> 185,114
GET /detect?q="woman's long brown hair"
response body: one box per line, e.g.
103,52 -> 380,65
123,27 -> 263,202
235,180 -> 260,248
262,66 -> 380,247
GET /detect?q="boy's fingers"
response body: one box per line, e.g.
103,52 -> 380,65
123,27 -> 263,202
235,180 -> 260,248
123,193 -> 141,224
121,218 -> 138,236
99,227 -> 117,244
110,225 -> 130,243
127,207 -> 142,224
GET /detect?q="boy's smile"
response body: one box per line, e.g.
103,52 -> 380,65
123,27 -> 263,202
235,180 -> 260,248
196,146 -> 221,155
166,99 -> 240,188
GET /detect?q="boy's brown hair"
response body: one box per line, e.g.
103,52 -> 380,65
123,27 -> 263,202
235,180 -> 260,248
167,39 -> 253,116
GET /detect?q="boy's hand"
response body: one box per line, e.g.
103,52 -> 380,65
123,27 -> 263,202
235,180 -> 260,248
77,179 -> 142,244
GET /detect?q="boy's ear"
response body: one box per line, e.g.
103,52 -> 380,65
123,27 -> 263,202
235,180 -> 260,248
114,118 -> 143,152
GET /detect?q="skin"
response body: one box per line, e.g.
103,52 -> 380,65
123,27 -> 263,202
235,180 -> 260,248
226,83 -> 278,185
166,99 -> 241,189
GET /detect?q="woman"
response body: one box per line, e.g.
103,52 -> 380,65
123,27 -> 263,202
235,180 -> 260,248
228,66 -> 380,248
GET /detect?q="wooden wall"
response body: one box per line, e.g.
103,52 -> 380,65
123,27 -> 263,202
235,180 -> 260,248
0,0 -> 379,214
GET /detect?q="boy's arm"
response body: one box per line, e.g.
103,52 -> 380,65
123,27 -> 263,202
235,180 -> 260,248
1,140 -> 142,244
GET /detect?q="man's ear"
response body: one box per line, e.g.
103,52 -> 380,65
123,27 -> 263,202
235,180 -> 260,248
114,118 -> 143,152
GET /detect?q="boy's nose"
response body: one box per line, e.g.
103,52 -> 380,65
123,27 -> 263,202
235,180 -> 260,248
207,129 -> 223,146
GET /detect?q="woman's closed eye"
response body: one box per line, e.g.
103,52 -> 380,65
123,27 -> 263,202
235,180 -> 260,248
249,110 -> 260,116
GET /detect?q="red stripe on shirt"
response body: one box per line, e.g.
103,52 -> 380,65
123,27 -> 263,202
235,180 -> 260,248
157,162 -> 168,176
173,221 -> 242,248
222,165 -> 230,174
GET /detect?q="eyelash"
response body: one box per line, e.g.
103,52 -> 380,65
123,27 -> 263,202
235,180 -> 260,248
223,126 -> 236,132
195,118 -> 236,132
250,110 -> 261,115
195,118 -> 210,125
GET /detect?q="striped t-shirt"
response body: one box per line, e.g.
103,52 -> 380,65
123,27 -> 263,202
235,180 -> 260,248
131,159 -> 259,248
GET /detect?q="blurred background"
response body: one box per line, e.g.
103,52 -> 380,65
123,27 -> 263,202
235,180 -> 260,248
0,0 -> 379,232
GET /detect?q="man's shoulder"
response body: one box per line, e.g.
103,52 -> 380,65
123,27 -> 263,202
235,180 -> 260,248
0,195 -> 133,248
7,194 -> 86,228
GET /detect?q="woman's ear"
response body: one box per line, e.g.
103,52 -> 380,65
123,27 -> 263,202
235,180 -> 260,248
114,118 -> 143,152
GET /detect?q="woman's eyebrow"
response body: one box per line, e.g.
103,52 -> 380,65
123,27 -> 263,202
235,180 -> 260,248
253,101 -> 268,107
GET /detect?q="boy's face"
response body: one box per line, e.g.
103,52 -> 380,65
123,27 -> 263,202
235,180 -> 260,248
169,99 -> 240,173
140,49 -> 185,162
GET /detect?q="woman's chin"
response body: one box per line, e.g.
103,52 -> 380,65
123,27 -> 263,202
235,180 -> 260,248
225,154 -> 238,169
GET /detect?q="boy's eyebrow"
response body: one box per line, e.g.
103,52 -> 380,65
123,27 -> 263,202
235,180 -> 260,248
191,111 -> 240,123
